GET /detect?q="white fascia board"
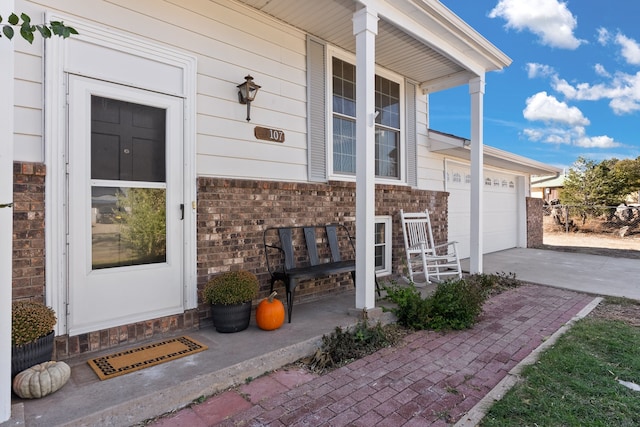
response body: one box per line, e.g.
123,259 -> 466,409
428,131 -> 561,176
420,70 -> 475,94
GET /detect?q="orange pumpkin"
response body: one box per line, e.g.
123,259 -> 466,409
256,291 -> 285,331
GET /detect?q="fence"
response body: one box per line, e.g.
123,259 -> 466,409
544,203 -> 640,237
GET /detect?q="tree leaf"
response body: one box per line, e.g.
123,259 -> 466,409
20,26 -> 34,44
36,25 -> 51,38
8,13 -> 19,25
20,13 -> 31,25
2,25 -> 14,40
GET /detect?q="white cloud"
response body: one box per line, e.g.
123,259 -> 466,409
596,27 -> 611,46
523,126 -> 621,148
575,135 -> 619,148
523,92 -> 590,126
594,64 -> 611,78
489,0 -> 584,49
616,33 -> 640,65
522,93 -> 621,149
553,72 -> 640,114
526,63 -> 555,79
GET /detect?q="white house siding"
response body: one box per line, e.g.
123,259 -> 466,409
415,97 -> 447,192
14,0 -> 309,181
13,1 -> 44,162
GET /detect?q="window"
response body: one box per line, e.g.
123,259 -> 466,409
374,216 -> 392,276
331,57 -> 402,179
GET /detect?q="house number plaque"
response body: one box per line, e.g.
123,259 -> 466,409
254,126 -> 285,143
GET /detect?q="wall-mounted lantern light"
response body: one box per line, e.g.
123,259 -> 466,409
237,75 -> 261,122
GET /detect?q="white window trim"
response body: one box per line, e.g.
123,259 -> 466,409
374,216 -> 392,277
44,15 -> 198,335
327,47 -> 406,184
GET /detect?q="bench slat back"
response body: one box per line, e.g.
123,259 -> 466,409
278,228 -> 296,270
303,227 -> 321,266
326,225 -> 342,262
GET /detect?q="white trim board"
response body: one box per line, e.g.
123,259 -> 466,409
44,15 -> 198,335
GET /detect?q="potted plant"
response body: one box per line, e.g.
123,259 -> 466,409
203,270 -> 259,333
12,300 -> 57,378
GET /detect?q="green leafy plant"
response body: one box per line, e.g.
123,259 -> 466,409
1,13 -> 77,44
203,271 -> 259,305
382,282 -> 431,329
12,301 -> 57,346
426,278 -> 485,330
384,273 -> 520,331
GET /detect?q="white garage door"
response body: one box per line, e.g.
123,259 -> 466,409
447,162 -> 521,259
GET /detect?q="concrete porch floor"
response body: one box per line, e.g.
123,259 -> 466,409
8,289 -> 395,427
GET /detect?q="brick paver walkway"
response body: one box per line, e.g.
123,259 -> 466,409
153,284 -> 595,426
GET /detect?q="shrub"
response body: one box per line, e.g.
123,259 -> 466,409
382,282 -> 430,329
308,321 -> 400,373
384,273 -> 519,331
426,278 -> 485,330
466,271 -> 519,297
12,301 -> 57,346
203,271 -> 259,305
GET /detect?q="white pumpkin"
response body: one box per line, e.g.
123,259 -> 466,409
13,361 -> 71,399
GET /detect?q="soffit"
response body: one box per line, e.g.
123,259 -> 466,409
235,0 -> 511,92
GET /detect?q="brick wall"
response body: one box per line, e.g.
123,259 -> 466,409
12,162 -> 46,302
526,197 -> 544,248
197,178 -> 448,321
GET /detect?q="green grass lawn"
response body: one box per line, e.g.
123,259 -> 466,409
482,317 -> 640,427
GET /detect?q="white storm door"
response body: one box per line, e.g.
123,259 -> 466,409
68,75 -> 184,335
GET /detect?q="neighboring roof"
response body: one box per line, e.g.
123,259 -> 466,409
427,129 -> 562,176
236,0 -> 512,92
531,174 -> 566,188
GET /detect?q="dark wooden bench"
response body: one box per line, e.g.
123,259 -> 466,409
263,224 -> 356,323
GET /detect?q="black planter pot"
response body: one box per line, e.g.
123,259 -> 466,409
12,330 -> 55,378
211,301 -> 252,333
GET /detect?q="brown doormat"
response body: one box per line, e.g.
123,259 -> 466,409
87,336 -> 208,381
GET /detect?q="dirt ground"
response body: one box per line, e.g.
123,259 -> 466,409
543,218 -> 640,260
542,226 -> 640,326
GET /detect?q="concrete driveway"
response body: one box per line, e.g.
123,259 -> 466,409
462,247 -> 640,301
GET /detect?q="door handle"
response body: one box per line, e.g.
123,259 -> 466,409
180,204 -> 184,220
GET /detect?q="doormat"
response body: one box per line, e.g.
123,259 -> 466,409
87,336 -> 208,381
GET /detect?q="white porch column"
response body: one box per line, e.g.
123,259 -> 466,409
0,0 -> 15,422
353,7 -> 378,310
469,75 -> 485,274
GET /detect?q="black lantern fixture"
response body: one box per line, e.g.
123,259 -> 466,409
237,75 -> 261,122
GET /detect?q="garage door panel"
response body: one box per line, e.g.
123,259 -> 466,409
446,162 -> 520,259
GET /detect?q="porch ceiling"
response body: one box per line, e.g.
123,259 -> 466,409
236,0 -> 511,92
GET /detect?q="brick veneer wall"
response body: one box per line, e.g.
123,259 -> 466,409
197,178 -> 448,322
526,197 -> 544,248
12,162 -> 46,302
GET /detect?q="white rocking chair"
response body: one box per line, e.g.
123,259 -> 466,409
400,209 -> 462,284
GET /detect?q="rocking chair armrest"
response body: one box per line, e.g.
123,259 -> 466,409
432,241 -> 458,250
407,241 -> 428,251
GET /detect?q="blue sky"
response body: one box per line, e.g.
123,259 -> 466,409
430,0 -> 640,171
